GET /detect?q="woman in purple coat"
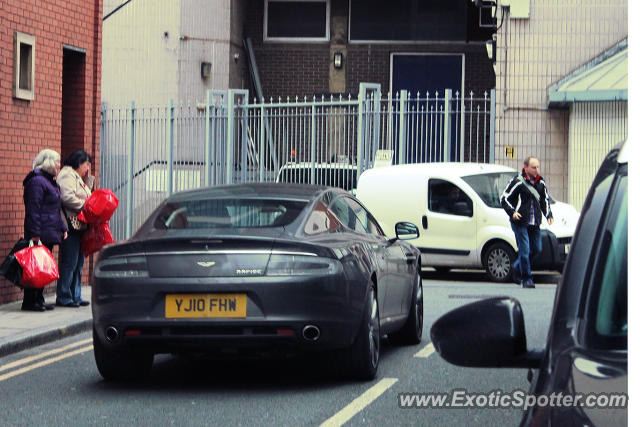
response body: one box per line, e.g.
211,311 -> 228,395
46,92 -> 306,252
22,149 -> 68,311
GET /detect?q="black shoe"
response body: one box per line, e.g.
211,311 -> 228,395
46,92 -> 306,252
43,303 -> 55,310
21,304 -> 46,312
522,279 -> 535,289
78,300 -> 90,307
56,301 -> 80,308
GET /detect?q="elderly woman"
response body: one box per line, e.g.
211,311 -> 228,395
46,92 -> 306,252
22,149 -> 68,311
57,150 -> 94,308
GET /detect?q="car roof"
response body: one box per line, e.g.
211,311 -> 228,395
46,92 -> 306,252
166,182 -> 331,203
360,162 -> 516,179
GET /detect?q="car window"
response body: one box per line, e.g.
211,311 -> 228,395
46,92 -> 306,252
461,172 -> 516,208
428,179 -> 473,216
304,200 -> 341,235
151,198 -> 307,229
344,197 -> 384,236
329,197 -> 366,233
587,173 -> 627,349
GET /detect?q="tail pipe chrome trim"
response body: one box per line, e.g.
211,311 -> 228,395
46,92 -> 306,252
105,326 -> 119,343
302,325 -> 320,341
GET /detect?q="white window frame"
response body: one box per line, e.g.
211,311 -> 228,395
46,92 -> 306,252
263,0 -> 330,43
14,31 -> 35,101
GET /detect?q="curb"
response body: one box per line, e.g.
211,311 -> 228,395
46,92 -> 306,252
0,319 -> 93,358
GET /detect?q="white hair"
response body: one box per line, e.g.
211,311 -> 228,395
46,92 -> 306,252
32,149 -> 61,175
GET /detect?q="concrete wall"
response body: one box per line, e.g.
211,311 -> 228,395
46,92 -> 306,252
494,0 -> 627,201
568,101 -> 627,210
0,0 -> 103,303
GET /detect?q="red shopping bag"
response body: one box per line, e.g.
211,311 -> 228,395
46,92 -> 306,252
82,222 -> 115,257
77,189 -> 119,224
13,243 -> 60,289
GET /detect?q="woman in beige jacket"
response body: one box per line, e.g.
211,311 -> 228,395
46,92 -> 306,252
56,150 -> 94,307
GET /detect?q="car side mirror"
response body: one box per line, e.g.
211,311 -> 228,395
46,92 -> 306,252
430,297 -> 543,369
395,221 -> 419,240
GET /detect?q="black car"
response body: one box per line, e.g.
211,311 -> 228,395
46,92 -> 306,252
430,141 -> 627,425
92,183 -> 423,381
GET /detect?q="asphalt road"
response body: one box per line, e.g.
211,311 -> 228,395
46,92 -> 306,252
0,271 -> 559,426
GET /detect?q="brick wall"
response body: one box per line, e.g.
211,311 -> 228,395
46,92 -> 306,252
0,0 -> 102,303
245,0 -> 495,99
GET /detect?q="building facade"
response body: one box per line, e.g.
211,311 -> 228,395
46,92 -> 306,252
493,0 -> 627,202
0,0 -> 103,303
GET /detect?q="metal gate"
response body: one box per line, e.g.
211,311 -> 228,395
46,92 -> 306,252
100,84 -> 495,239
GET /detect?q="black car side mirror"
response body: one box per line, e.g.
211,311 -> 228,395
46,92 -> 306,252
395,222 -> 419,240
430,297 -> 544,369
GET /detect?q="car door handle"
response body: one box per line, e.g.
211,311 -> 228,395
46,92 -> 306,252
406,255 -> 417,264
421,215 -> 428,229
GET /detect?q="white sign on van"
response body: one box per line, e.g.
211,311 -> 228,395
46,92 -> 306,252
374,150 -> 394,168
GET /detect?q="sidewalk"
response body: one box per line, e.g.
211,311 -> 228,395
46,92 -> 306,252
0,287 -> 92,357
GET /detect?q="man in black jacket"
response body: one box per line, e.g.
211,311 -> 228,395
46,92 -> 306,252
501,157 -> 553,288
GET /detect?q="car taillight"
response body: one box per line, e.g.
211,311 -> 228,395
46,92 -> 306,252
265,254 -> 341,276
95,255 -> 149,278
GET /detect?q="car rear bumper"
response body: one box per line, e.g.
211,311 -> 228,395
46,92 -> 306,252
92,273 -> 365,354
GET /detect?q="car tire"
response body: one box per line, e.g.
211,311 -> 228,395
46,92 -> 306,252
388,271 -> 423,345
93,327 -> 153,381
345,286 -> 380,381
483,242 -> 516,283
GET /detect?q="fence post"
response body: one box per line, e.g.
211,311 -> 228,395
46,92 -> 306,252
356,84 -> 365,179
443,89 -> 452,162
489,88 -> 496,163
460,92 -> 466,162
205,90 -> 214,187
166,99 -> 174,197
259,104 -> 265,182
240,95 -> 248,183
310,104 -> 317,184
398,90 -> 407,164
126,101 -> 135,238
226,92 -> 234,184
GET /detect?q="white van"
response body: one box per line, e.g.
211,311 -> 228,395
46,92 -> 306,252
356,163 -> 579,282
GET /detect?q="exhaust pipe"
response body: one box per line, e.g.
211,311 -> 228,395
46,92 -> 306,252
105,326 -> 119,342
302,325 -> 320,341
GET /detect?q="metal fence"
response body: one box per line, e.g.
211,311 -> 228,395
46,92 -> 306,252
100,83 -> 496,240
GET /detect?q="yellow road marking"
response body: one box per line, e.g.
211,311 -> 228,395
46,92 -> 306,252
0,338 -> 92,374
0,345 -> 93,382
413,342 -> 435,358
320,377 -> 398,427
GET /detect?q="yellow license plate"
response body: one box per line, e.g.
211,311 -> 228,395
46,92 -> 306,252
165,294 -> 247,318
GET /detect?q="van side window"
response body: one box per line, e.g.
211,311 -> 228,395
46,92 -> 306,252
428,179 -> 473,217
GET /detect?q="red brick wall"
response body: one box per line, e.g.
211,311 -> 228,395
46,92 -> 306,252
0,0 -> 102,303
245,0 -> 495,99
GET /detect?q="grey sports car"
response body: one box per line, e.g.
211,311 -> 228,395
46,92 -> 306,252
92,183 -> 423,381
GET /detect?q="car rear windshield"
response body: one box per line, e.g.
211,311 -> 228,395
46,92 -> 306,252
461,172 -> 517,208
278,167 -> 357,191
151,198 -> 308,229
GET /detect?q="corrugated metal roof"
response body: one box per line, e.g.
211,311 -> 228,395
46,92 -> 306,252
548,39 -> 628,106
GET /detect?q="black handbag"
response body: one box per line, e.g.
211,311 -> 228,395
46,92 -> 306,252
0,238 -> 31,288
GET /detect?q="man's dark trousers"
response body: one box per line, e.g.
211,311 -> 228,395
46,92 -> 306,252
511,223 -> 542,283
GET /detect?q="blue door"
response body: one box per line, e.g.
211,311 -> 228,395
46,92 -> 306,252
391,54 -> 463,163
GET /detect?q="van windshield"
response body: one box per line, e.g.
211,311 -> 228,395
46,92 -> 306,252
277,166 -> 357,191
462,172 -> 517,208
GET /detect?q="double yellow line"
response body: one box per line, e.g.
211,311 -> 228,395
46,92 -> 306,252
0,338 -> 93,382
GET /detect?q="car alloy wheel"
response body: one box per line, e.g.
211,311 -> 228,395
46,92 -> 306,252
484,242 -> 515,283
368,292 -> 380,369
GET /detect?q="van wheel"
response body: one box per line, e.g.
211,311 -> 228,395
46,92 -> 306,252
483,242 -> 515,282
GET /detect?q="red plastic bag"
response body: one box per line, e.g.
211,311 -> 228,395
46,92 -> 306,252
13,243 -> 60,289
82,223 -> 115,257
77,189 -> 119,224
